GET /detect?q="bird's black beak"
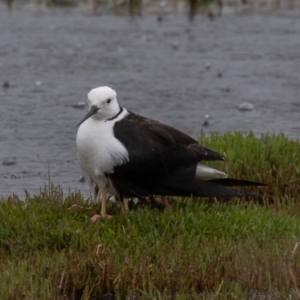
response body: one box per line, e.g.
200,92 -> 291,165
76,105 -> 99,128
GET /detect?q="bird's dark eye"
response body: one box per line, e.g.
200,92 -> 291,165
107,99 -> 111,104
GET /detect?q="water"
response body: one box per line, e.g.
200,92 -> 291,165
1,4 -> 300,197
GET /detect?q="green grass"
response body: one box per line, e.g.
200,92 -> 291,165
1,132 -> 300,299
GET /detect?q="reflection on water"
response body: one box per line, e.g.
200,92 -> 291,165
0,4 -> 300,197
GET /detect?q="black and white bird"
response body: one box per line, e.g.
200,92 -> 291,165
76,86 -> 264,220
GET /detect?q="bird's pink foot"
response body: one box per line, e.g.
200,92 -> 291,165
90,214 -> 113,222
67,204 -> 85,211
67,204 -> 93,211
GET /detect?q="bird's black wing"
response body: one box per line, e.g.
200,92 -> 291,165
109,112 -> 258,198
114,111 -> 224,161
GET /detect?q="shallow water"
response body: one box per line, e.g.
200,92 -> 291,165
0,4 -> 300,197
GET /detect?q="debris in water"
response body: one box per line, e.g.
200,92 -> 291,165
3,81 -> 10,88
172,42 -> 178,50
2,158 -> 17,166
142,35 -> 152,42
238,102 -> 254,111
208,11 -> 215,21
78,175 -> 85,182
35,81 -> 42,86
205,62 -> 211,70
220,85 -> 230,92
72,102 -> 86,109
156,15 -> 163,22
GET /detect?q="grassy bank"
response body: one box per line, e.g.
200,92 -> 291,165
1,132 -> 300,299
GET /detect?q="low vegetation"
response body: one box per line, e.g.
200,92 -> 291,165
1,132 -> 300,299
2,0 -> 292,18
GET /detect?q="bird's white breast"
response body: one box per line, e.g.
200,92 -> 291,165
76,109 -> 129,186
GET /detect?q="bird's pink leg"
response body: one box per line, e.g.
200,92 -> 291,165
148,195 -> 171,211
90,184 -> 113,222
161,195 -> 171,211
120,196 -> 129,215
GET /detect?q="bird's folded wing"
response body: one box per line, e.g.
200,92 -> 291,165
113,111 -> 225,162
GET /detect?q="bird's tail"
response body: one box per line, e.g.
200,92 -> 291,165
192,179 -> 261,198
162,178 -> 262,198
209,178 -> 266,187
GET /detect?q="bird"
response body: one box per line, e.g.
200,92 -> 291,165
76,86 -> 264,220
202,114 -> 210,127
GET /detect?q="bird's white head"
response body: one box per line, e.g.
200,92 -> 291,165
76,86 -> 121,127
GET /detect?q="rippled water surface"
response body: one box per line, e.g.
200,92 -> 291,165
1,4 -> 300,197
